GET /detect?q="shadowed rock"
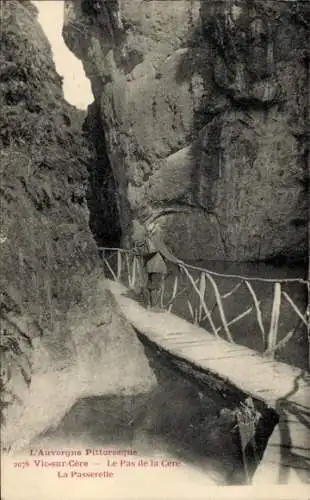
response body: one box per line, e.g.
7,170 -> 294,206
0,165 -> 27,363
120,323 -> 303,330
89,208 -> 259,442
63,0 -> 308,262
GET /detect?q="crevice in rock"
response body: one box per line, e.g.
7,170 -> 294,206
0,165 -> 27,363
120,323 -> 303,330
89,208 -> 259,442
83,102 -> 122,247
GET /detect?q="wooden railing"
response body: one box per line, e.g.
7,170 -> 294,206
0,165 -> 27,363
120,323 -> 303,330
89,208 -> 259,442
99,247 -> 309,364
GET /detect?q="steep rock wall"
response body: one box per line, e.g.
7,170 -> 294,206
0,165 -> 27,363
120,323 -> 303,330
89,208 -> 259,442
0,0 -> 155,450
63,0 -> 309,261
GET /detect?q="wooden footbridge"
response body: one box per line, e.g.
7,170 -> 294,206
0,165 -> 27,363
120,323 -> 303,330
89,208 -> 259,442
100,247 -> 310,485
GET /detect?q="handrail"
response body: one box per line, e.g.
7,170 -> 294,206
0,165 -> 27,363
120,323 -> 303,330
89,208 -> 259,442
98,247 -> 308,285
181,262 -> 308,284
99,246 -> 308,365
99,247 -> 130,253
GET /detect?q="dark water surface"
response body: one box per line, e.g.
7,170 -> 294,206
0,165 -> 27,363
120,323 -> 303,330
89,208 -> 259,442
31,388 -> 255,487
31,333 -> 279,488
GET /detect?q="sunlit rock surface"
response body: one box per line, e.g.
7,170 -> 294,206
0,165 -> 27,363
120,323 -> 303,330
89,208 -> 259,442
63,0 -> 308,261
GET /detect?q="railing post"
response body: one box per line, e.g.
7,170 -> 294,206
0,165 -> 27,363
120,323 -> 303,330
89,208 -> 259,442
137,255 -> 144,291
160,274 -> 166,309
117,249 -> 122,282
125,252 -> 131,288
267,282 -> 281,356
187,299 -> 195,324
198,272 -> 206,323
131,255 -> 137,289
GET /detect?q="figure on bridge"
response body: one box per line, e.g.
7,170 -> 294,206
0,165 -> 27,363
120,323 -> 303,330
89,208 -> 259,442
133,223 -> 183,310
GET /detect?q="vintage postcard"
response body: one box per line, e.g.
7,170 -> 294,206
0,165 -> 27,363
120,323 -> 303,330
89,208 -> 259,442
1,0 -> 309,499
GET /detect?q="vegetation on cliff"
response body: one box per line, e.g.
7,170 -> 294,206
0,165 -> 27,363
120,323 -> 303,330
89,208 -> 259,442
0,1 -> 155,443
0,0 -> 99,428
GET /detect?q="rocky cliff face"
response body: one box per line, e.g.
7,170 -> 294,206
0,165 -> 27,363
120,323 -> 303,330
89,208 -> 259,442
0,0 -> 155,449
63,0 -> 309,262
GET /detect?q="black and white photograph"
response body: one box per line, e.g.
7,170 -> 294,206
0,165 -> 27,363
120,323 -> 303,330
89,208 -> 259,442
0,0 -> 309,499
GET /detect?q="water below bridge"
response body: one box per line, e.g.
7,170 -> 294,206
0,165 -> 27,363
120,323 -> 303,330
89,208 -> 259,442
28,392 -> 254,490
27,322 -> 279,492
4,261 -> 306,497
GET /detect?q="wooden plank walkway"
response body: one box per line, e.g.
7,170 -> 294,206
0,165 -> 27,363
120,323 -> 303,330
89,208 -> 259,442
107,280 -> 310,484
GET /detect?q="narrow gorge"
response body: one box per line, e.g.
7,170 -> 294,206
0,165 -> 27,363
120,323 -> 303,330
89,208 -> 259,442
63,0 -> 308,262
